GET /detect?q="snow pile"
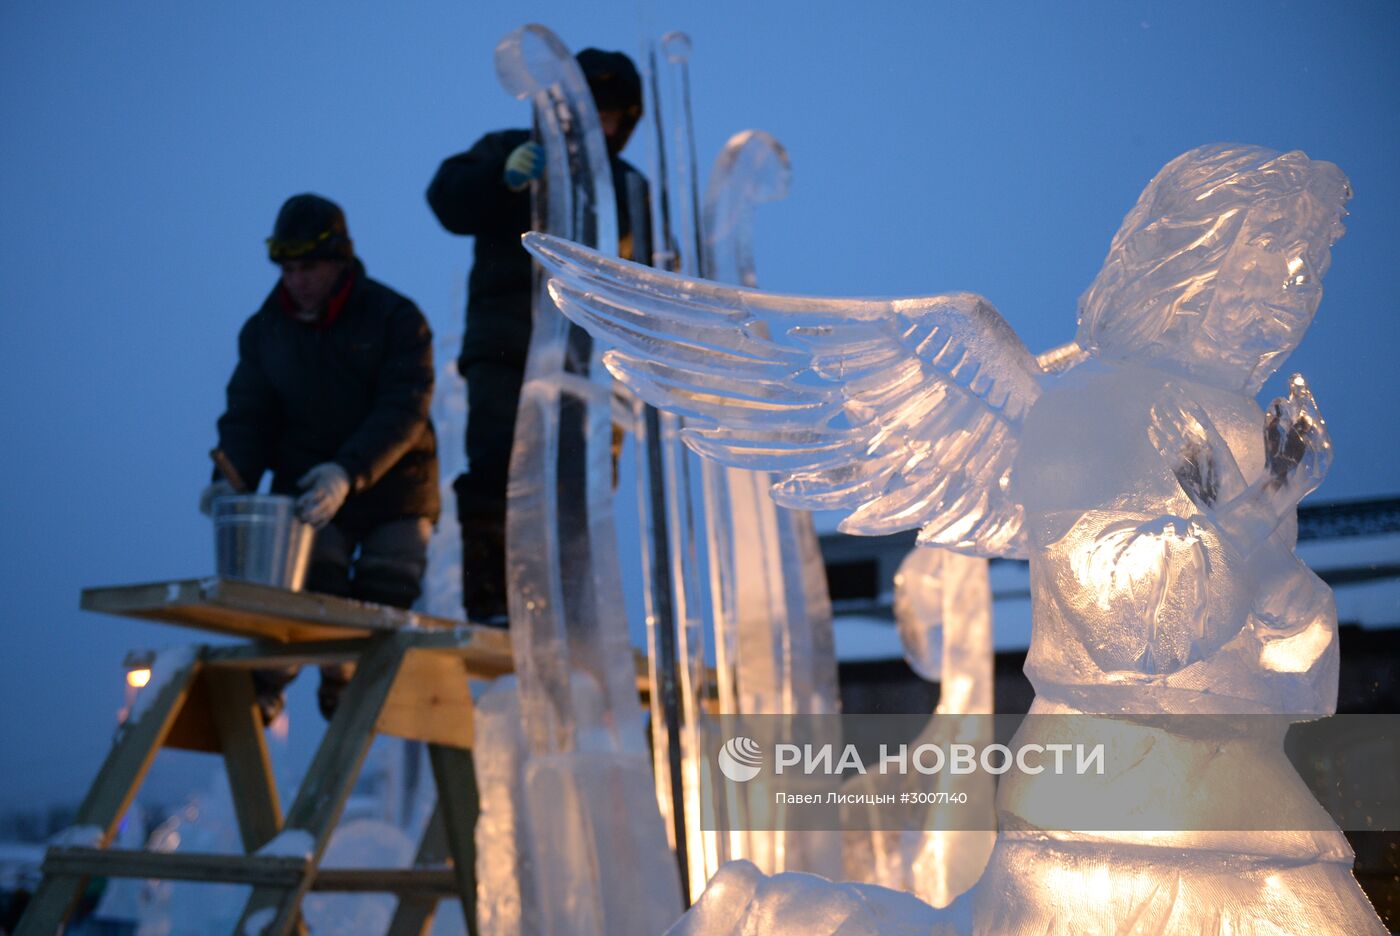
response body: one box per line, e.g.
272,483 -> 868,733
254,828 -> 314,860
48,824 -> 104,848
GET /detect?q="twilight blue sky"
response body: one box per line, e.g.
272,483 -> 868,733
1,2 -> 1397,809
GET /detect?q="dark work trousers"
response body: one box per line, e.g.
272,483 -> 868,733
255,516 -> 433,716
454,359 -> 523,624
304,516 -> 434,608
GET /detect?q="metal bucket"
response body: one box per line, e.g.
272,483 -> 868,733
212,494 -> 315,590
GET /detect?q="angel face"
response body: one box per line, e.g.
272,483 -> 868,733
1076,144 -> 1350,395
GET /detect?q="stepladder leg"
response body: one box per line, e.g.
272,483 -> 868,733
235,633 -> 410,936
385,798 -> 448,936
15,648 -> 202,936
429,743 -> 480,936
206,666 -> 284,853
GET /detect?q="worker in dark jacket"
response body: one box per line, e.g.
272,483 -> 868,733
427,48 -> 649,625
201,193 -> 440,719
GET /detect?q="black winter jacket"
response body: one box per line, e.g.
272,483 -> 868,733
426,128 -> 649,371
216,260 -> 441,528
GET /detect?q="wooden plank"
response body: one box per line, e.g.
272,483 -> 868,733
163,666 -> 220,752
429,744 -> 480,935
206,668 -> 284,852
81,577 -> 468,643
43,847 -> 457,896
15,651 -> 202,935
199,628 -> 514,679
235,632 -> 411,936
387,802 -> 449,936
41,846 -> 307,887
80,579 -> 324,642
377,651 -> 475,747
201,637 -> 392,668
311,867 -> 459,896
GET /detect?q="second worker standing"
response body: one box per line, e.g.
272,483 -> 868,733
426,48 -> 651,626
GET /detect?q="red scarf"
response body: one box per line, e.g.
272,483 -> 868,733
277,266 -> 356,330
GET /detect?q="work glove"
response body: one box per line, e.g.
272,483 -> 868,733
296,463 -> 351,528
503,141 -> 545,192
199,479 -> 236,516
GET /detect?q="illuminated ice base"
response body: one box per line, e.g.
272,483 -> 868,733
973,837 -> 1383,935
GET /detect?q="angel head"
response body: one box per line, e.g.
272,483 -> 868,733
1077,143 -> 1350,395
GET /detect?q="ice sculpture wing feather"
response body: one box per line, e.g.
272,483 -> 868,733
525,232 -> 1043,558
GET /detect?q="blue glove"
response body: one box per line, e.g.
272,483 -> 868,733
504,141 -> 544,192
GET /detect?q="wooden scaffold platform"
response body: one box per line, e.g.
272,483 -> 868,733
16,576 -> 515,936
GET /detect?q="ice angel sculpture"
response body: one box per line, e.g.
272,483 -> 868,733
528,144 -> 1387,932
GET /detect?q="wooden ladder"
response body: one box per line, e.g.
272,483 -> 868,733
16,577 -> 513,936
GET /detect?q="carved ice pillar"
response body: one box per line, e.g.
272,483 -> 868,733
495,24 -> 682,935
701,129 -> 843,879
897,548 -> 996,907
643,31 -> 717,901
497,21 -> 635,757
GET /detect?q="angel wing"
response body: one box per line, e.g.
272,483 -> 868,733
525,232 -> 1045,558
